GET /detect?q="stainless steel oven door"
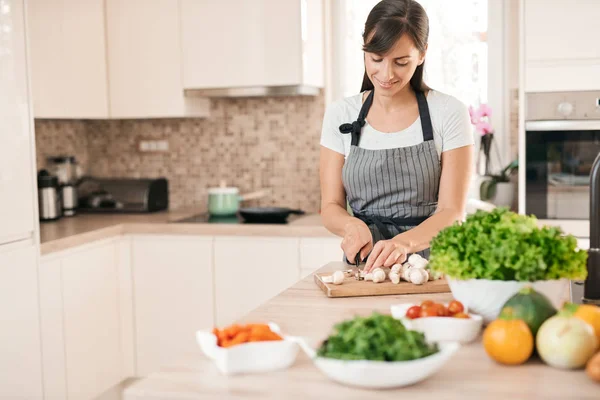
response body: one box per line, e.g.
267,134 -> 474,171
525,120 -> 600,225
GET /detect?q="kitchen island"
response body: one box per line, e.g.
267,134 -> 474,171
123,262 -> 599,400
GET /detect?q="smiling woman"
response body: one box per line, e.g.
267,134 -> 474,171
319,0 -> 474,274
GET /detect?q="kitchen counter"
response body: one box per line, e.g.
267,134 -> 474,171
39,208 -> 332,255
124,262 -> 599,400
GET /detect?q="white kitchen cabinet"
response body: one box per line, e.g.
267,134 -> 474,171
181,0 -> 324,91
0,243 -> 44,399
60,240 -> 123,400
117,237 -> 136,378
524,0 -> 600,92
131,235 -> 214,376
213,236 -> 300,326
39,239 -> 127,400
105,0 -> 209,118
0,0 -> 36,245
38,256 -> 68,400
299,236 -> 342,279
38,237 -> 135,399
27,0 -> 209,119
27,0 -> 109,118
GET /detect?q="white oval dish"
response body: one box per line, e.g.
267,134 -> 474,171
294,337 -> 460,389
390,303 -> 483,344
196,322 -> 299,375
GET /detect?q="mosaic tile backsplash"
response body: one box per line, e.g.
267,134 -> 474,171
34,90 -> 520,213
35,93 -> 325,212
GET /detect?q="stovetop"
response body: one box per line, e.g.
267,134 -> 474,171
173,213 -> 291,225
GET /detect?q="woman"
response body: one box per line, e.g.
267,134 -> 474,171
320,0 -> 474,273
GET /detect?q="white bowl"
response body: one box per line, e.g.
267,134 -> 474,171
196,322 -> 299,375
447,278 -> 568,324
293,337 -> 459,389
390,303 -> 483,343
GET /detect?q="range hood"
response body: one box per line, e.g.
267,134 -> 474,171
184,85 -> 320,98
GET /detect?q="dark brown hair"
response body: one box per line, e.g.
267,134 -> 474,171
360,0 -> 430,93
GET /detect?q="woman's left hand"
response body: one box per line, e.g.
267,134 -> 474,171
363,238 -> 411,273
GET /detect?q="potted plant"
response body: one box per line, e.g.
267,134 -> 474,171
428,208 -> 588,324
469,104 -> 519,208
479,159 -> 518,207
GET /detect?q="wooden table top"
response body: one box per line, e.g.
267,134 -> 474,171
124,262 -> 600,400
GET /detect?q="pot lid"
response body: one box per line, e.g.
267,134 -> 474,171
208,187 -> 239,195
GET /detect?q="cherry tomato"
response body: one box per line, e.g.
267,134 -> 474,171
421,300 -> 434,309
447,300 -> 465,315
420,308 -> 438,318
432,304 -> 449,317
406,305 -> 422,319
453,312 -> 469,319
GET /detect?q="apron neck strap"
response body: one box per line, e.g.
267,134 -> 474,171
339,89 -> 434,145
357,90 -> 374,124
349,90 -> 374,146
415,90 -> 434,142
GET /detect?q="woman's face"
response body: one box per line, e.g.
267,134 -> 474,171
364,34 -> 426,97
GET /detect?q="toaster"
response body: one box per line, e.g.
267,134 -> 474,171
77,177 -> 169,213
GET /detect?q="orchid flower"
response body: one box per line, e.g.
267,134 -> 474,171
469,103 -> 494,135
479,103 -> 492,118
475,120 -> 493,136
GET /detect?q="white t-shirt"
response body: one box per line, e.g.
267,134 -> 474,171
320,90 -> 474,158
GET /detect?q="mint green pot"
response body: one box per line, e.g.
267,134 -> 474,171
208,187 -> 241,216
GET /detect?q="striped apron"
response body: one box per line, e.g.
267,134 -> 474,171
340,90 -> 441,260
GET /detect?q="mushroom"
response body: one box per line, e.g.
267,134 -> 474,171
408,253 -> 428,269
400,263 -> 412,281
389,271 -> 401,284
372,270 -> 386,283
371,267 -> 389,283
364,273 -> 373,281
391,263 -> 402,274
322,270 -> 345,285
408,268 -> 429,285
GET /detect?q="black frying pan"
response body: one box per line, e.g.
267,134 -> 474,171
239,207 -> 305,224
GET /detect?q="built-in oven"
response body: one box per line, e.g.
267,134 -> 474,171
524,91 -> 600,238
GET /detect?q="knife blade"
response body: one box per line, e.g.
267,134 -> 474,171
354,253 -> 364,280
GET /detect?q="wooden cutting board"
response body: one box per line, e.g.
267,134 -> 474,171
314,272 -> 450,298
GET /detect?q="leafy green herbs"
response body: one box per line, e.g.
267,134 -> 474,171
316,313 -> 438,361
429,208 -> 588,281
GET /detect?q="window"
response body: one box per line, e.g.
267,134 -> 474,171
330,0 -> 488,108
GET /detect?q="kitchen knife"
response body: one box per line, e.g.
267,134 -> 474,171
354,253 -> 364,280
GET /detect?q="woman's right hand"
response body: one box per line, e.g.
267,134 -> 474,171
341,220 -> 373,264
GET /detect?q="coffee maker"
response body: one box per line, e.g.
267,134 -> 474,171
37,170 -> 62,221
46,156 -> 81,216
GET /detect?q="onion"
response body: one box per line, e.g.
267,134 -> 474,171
536,315 -> 598,369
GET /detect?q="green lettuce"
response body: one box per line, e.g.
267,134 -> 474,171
428,208 -> 588,281
316,313 -> 438,361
